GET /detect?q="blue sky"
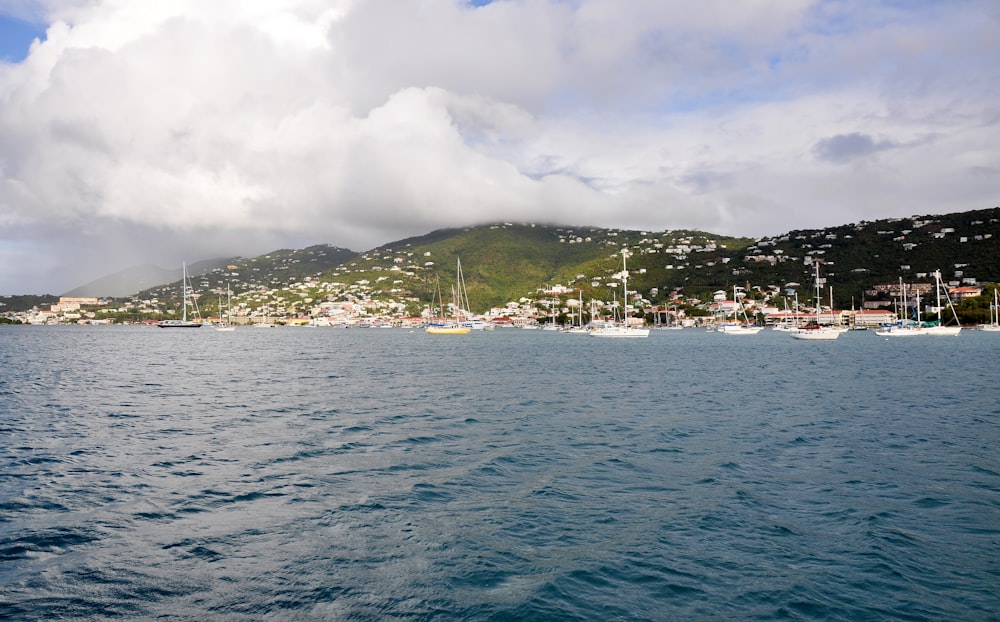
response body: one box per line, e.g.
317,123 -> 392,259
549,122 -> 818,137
0,0 -> 997,294
0,14 -> 45,62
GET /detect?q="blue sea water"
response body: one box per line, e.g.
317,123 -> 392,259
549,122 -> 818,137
1,325 -> 998,621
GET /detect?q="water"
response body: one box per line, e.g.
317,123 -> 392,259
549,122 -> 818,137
1,326 -> 998,620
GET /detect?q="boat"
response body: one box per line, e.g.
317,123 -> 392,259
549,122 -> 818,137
790,263 -> 840,340
591,249 -> 649,338
214,282 -> 236,331
652,305 -> 684,330
426,324 -> 472,335
254,301 -> 277,327
790,323 -> 841,340
981,288 -> 1000,331
565,290 -> 592,333
158,263 -> 203,328
921,269 -> 961,336
874,279 -> 927,336
717,286 -> 762,335
426,260 -> 472,334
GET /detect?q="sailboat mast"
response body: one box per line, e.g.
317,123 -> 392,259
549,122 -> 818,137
829,284 -> 834,324
181,262 -> 188,323
621,249 -> 629,326
935,270 -> 942,322
813,264 -> 818,322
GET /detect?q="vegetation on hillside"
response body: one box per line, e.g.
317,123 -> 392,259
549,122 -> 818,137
3,208 -> 998,324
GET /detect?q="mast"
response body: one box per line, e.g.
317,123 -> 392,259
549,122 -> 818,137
456,257 -> 471,320
621,248 -> 629,327
815,263 -> 822,323
933,270 -> 944,323
829,283 -> 834,324
181,262 -> 188,323
899,278 -> 905,324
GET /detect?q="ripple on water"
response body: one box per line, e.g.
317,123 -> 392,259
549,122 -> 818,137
1,327 -> 998,619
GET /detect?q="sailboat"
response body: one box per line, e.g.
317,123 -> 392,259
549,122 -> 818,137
981,288 -> 1000,331
158,262 -> 203,328
215,282 -> 236,332
717,285 -> 763,334
921,269 -> 961,336
591,249 -> 649,338
565,289 -> 591,333
875,279 -> 927,336
454,258 -> 490,330
426,259 -> 472,334
790,262 -> 841,340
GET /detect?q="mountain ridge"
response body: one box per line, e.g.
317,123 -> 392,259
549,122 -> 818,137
3,208 -> 998,319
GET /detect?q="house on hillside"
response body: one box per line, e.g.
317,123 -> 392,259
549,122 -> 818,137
949,286 -> 983,300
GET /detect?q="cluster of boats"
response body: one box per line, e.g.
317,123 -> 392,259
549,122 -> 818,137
870,270 -> 965,338
427,251 -> 651,338
159,257 -> 995,338
710,265 -> 973,340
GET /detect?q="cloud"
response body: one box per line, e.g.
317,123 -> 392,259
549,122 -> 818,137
813,132 -> 895,164
0,0 -> 999,293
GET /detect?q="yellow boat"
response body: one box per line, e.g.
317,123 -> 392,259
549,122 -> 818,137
425,258 -> 473,335
425,324 -> 472,335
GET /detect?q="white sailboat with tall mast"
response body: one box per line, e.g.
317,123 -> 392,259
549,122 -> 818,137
982,288 -> 1000,331
717,285 -> 763,334
591,249 -> 649,338
215,282 -> 236,331
922,269 -> 961,336
158,262 -> 203,328
790,262 -> 841,340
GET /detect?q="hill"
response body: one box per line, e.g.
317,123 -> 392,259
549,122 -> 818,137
348,223 -> 751,312
290,208 -> 998,316
5,207 -> 997,319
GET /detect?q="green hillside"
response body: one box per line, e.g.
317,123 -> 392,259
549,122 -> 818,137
321,209 -> 999,314
8,207 -> 996,320
318,223 -> 752,313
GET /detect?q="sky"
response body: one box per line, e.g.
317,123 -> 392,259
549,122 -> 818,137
1,0 -> 998,295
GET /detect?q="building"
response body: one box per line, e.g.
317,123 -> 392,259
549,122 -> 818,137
949,286 -> 983,300
850,309 -> 897,327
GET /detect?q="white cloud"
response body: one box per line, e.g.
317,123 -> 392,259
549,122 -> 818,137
0,0 -> 998,293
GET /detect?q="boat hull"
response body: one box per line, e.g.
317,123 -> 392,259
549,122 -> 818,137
426,325 -> 471,334
922,325 -> 961,336
874,327 -> 926,336
717,325 -> 762,335
590,326 -> 650,338
790,328 -> 840,340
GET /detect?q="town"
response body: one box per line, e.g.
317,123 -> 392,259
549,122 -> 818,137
4,210 -> 998,330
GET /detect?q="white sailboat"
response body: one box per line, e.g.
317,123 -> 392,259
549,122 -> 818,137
790,263 -> 841,340
565,289 -> 591,333
426,259 -> 472,334
158,262 -> 203,328
718,285 -> 762,335
215,282 -> 236,332
981,288 -> 1000,331
591,249 -> 649,338
922,269 -> 961,336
